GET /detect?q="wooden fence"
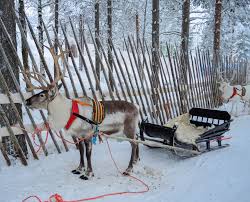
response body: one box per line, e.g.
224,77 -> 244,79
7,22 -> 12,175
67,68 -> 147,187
0,12 -> 249,166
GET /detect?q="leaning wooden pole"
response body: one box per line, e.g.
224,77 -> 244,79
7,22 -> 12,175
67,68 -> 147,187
0,105 -> 27,165
106,43 -> 128,101
41,19 -> 70,98
119,49 -> 150,120
0,18 -> 48,156
60,23 -> 88,97
159,49 -> 179,118
110,40 -> 135,104
135,37 -> 166,123
187,50 -> 200,108
124,39 -> 156,123
128,37 -> 162,123
52,26 -> 79,98
25,15 -> 53,82
87,23 -> 118,100
94,36 -> 122,100
166,44 -> 184,114
0,65 -> 38,160
135,38 -> 165,122
160,46 -> 181,116
24,17 -> 63,153
0,141 -> 11,166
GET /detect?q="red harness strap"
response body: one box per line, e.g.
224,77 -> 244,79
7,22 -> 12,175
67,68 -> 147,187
228,87 -> 237,100
64,100 -> 79,130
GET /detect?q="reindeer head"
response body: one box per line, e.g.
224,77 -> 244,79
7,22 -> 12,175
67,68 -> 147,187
24,45 -> 66,110
25,83 -> 63,109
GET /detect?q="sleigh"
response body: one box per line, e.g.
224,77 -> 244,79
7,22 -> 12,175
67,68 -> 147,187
139,108 -> 232,157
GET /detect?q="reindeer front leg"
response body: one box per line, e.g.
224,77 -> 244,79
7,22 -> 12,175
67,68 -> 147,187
79,139 -> 94,180
72,140 -> 85,175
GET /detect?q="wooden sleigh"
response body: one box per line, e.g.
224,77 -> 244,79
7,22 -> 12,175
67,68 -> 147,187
139,108 -> 232,157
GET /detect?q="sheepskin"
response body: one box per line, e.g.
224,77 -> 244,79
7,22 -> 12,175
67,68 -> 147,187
165,113 -> 208,145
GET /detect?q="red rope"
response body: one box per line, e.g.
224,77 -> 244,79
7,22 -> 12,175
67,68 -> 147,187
53,130 -> 90,145
22,195 -> 42,202
22,126 -> 149,202
211,136 -> 232,142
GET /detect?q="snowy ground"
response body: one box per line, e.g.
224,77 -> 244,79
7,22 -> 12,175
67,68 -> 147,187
0,106 -> 250,202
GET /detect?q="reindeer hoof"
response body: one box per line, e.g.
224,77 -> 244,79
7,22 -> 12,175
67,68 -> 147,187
80,175 -> 89,180
72,168 -> 84,175
72,170 -> 81,175
122,171 -> 130,176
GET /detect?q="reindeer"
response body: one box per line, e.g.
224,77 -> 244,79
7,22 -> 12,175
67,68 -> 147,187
217,69 -> 246,116
24,46 -> 140,180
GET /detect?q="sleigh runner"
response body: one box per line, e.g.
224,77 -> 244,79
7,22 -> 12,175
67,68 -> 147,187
139,108 -> 232,157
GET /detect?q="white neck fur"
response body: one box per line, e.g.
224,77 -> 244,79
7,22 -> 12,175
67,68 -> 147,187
47,93 -> 72,130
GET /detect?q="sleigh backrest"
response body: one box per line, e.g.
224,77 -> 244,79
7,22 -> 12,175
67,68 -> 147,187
189,108 -> 231,127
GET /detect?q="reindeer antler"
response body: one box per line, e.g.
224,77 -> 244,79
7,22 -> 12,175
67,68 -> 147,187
229,69 -> 237,83
21,44 -> 67,92
43,44 -> 67,87
216,68 -> 225,82
21,70 -> 50,92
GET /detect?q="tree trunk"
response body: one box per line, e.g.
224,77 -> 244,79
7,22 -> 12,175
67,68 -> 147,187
19,0 -> 29,76
136,12 -> 140,49
38,0 -> 45,75
152,0 -> 160,102
0,0 -> 27,156
95,1 -> 100,90
179,0 -> 190,113
79,14 -> 84,71
180,0 -> 190,84
213,0 -> 222,67
107,0 -> 113,91
54,0 -> 59,78
213,0 -> 223,106
142,0 -> 148,44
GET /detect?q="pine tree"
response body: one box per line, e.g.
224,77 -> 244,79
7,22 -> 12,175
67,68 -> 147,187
0,0 -> 27,156
152,0 -> 159,93
180,0 -> 190,83
107,0 -> 113,90
213,0 -> 223,66
95,0 -> 100,89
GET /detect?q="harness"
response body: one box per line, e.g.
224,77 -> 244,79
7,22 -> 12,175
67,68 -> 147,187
228,86 -> 246,101
64,99 -> 105,130
228,87 -> 238,100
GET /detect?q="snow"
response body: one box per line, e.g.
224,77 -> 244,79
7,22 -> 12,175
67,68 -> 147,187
0,112 -> 250,202
1,7 -> 249,201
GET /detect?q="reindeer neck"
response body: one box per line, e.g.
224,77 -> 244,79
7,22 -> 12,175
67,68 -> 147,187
47,94 -> 72,130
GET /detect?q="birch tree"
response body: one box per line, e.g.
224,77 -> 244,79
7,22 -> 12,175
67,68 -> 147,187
38,0 -> 45,75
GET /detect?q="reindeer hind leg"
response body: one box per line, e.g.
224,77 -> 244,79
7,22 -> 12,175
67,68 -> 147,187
123,116 -> 139,175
